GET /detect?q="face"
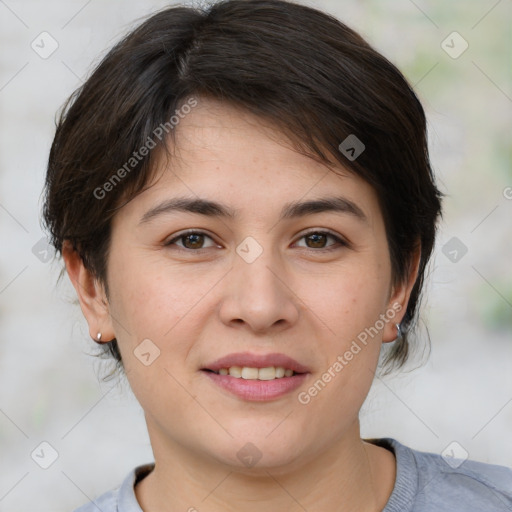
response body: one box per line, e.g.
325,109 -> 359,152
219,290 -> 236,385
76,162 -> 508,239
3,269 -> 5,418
66,97 -> 414,472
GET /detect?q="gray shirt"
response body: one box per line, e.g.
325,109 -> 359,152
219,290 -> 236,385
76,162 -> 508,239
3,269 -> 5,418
72,437 -> 512,511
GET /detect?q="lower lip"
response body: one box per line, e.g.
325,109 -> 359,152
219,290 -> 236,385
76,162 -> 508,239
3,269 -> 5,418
201,370 -> 309,401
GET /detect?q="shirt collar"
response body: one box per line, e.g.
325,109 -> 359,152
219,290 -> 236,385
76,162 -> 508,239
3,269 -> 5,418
118,462 -> 155,511
116,438 -> 418,511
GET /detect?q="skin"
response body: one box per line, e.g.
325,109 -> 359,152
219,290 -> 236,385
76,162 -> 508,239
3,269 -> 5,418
63,97 -> 420,512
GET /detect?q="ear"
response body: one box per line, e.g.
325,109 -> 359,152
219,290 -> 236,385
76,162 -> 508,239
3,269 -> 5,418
62,240 -> 115,343
382,243 -> 421,343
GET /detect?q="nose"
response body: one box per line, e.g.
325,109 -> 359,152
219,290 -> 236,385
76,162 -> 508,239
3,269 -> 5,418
218,245 -> 300,334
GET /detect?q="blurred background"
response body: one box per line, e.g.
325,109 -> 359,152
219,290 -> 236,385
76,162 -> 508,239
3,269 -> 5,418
0,0 -> 511,510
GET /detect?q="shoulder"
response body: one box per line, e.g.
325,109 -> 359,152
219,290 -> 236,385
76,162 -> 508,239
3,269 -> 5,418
412,445 -> 512,511
370,438 -> 512,512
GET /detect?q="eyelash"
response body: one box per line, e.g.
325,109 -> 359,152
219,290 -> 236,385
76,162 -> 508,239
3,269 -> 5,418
164,229 -> 348,253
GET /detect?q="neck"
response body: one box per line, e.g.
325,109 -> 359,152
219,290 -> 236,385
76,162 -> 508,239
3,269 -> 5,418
135,420 -> 396,512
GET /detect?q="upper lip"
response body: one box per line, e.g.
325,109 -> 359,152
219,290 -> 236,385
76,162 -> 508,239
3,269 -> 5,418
202,352 -> 310,373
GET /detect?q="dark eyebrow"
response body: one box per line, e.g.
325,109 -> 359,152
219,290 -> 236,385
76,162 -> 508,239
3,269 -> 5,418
138,196 -> 368,225
139,197 -> 237,225
281,196 -> 367,223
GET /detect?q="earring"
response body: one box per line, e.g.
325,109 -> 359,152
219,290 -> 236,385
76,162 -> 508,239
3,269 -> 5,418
395,323 -> 402,340
96,332 -> 102,342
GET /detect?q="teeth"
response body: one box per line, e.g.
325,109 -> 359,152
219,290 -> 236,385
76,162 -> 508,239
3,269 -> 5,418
257,367 -> 276,380
229,366 -> 242,378
241,367 -> 259,379
215,366 -> 297,380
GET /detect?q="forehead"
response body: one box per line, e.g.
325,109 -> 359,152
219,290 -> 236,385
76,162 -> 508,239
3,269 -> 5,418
171,98 -> 331,180
116,97 -> 382,225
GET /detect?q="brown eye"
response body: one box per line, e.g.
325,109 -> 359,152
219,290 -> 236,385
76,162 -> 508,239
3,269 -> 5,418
181,233 -> 205,249
305,232 -> 328,248
295,230 -> 347,251
165,231 -> 217,251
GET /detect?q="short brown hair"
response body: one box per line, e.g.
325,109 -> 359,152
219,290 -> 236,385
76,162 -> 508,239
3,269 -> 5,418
42,0 -> 443,377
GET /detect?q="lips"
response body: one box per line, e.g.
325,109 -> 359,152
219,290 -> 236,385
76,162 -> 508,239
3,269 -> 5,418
202,352 -> 310,374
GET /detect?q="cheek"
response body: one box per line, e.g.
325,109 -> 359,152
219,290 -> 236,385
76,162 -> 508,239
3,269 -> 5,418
106,256 -> 230,395
306,259 -> 389,341
106,264 -> 200,421
109,254 -> 220,339
299,258 -> 389,401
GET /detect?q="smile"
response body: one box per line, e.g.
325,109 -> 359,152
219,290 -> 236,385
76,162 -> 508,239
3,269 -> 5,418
201,368 -> 308,401
206,366 -> 298,380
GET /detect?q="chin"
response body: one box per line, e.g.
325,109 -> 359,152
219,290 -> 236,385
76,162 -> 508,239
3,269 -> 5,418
205,430 -> 305,472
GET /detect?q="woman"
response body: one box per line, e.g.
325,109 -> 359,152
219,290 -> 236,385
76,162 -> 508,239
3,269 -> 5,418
42,0 -> 512,510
